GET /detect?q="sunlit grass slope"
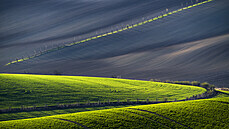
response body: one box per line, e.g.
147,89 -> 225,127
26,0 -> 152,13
213,90 -> 229,98
1,97 -> 228,129
0,105 -> 134,121
0,73 -> 206,109
1,90 -> 228,122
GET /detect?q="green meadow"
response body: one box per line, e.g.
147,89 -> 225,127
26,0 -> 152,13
1,0 -> 227,128
1,96 -> 228,129
0,105 -> 136,121
0,73 -> 228,128
0,73 -> 206,109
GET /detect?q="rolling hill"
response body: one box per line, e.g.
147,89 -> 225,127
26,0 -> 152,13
0,73 -> 206,109
1,0 -> 229,87
0,0 -> 228,128
1,95 -> 228,128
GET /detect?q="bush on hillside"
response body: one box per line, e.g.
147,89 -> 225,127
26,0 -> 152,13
149,79 -> 215,91
173,81 -> 191,85
200,82 -> 210,89
191,81 -> 200,86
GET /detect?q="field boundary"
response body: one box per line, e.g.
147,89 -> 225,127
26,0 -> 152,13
5,0 -> 214,66
0,90 -> 217,114
55,118 -> 90,129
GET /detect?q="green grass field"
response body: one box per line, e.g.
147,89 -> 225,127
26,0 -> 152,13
0,90 -> 227,122
0,73 -> 206,109
0,73 -> 228,128
0,105 -> 137,121
1,96 -> 228,129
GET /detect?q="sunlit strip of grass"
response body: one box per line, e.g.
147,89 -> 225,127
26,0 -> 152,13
0,73 -> 206,109
5,0 -> 214,66
0,97 -> 228,128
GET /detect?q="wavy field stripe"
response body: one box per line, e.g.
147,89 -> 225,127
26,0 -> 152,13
5,0 -> 213,66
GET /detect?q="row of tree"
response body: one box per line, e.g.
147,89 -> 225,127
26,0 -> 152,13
150,79 -> 215,91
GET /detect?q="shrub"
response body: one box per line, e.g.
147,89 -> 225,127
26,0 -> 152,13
200,82 -> 210,89
191,81 -> 200,86
209,85 -> 215,91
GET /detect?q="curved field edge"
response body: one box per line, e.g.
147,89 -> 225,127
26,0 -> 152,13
0,105 -> 138,122
5,0 -> 214,66
0,73 -> 206,109
0,90 -> 227,122
0,97 -> 228,129
213,90 -> 229,98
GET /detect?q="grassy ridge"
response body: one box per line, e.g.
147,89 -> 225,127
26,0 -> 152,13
1,97 -> 228,129
0,117 -> 80,129
130,98 -> 229,128
0,74 -> 206,109
1,90 -> 227,122
0,105 -> 135,121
